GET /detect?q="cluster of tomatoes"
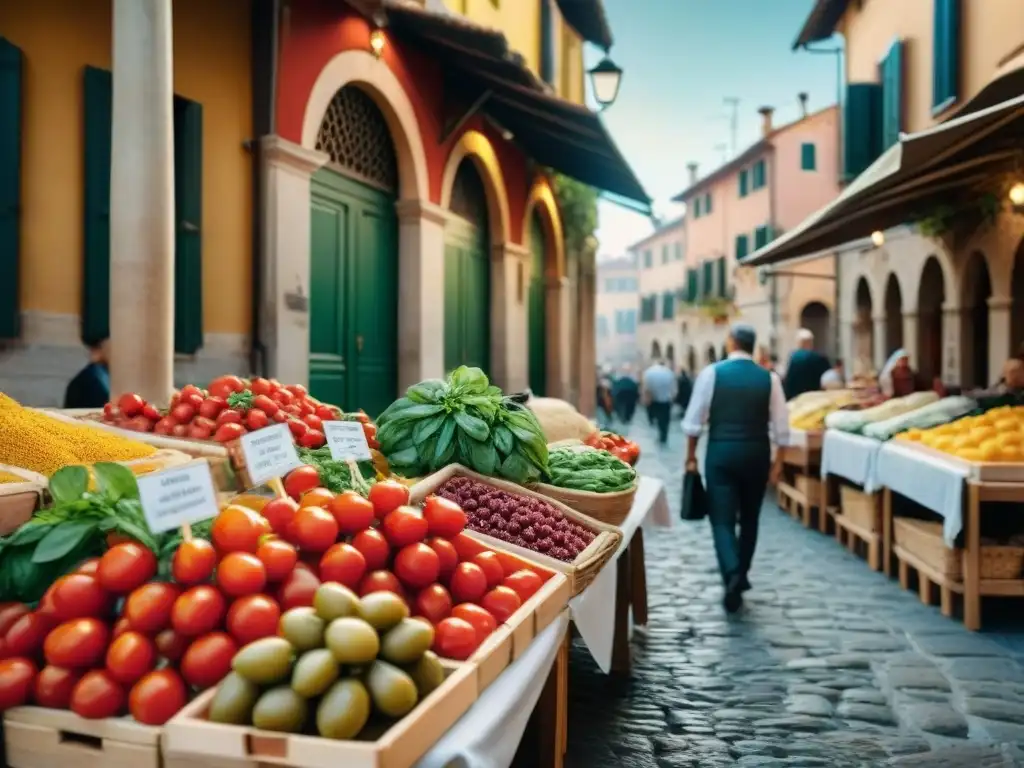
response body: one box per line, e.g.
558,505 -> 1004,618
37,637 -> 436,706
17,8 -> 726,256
584,430 -> 641,466
102,375 -> 379,451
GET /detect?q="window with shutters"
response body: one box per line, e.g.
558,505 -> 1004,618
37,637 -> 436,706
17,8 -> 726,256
597,315 -> 609,338
661,244 -> 669,264
704,192 -> 712,214
692,197 -> 702,218
686,269 -> 699,303
738,169 -> 749,197
751,159 -> 767,190
735,234 -> 749,261
754,225 -> 769,250
643,249 -> 652,268
880,41 -> 904,149
661,291 -> 675,320
843,82 -> 883,179
716,257 -> 727,299
932,0 -> 960,111
674,242 -> 683,261
701,261 -> 714,298
0,39 -> 23,339
801,143 -> 816,171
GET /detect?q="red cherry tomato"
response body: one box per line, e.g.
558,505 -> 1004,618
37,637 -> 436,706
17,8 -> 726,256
287,419 -> 308,439
283,466 -> 321,501
212,504 -> 266,554
208,375 -> 245,400
105,631 -> 157,685
252,394 -> 279,417
198,396 -> 227,420
171,539 -> 217,585
112,617 -> 133,639
471,551 -> 505,589
226,595 -> 281,645
319,543 -> 367,590
303,414 -> 324,433
0,658 -> 37,710
298,429 -> 326,449
98,543 -> 158,594
180,632 -> 237,690
426,537 -> 459,579
118,393 -> 145,418
451,603 -> 497,640
422,496 -> 468,539
315,405 -> 337,422
287,507 -> 339,552
351,529 -> 390,571
358,570 -> 404,598
250,378 -> 273,397
214,423 -> 246,443
449,562 -> 488,603
480,586 -> 523,623
217,553 -> 268,598
71,670 -> 125,719
51,574 -> 110,620
300,487 -> 335,509
129,668 -> 188,725
154,629 -> 188,663
368,480 -> 410,520
124,583 -> 180,634
44,619 -> 110,669
171,586 -> 226,637
382,506 -> 428,548
502,570 -> 545,601
327,492 -> 375,535
394,543 -> 441,589
171,403 -> 196,424
33,665 -> 81,709
0,604 -> 30,637
6,613 -> 50,657
257,539 -> 299,582
245,408 -> 270,431
414,585 -> 453,624
216,409 -> 244,427
76,558 -> 101,576
261,497 -> 299,536
432,617 -> 480,661
276,567 -> 321,610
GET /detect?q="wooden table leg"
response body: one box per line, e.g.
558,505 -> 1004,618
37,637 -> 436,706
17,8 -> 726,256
611,545 -> 632,675
882,488 -> 893,578
963,482 -> 982,631
819,475 -> 833,534
517,626 -> 570,768
629,529 -> 648,626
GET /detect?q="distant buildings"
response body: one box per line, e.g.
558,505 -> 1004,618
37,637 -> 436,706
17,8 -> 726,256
595,255 -> 640,368
628,216 -> 687,369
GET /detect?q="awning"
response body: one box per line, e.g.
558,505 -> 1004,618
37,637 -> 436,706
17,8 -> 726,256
743,92 -> 1024,267
554,0 -> 613,51
383,2 -> 650,209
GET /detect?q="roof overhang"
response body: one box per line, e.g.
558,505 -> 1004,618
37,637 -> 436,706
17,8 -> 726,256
554,0 -> 613,51
792,0 -> 850,49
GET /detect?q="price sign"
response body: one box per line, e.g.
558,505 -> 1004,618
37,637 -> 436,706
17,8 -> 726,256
137,462 -> 220,534
240,423 -> 302,486
324,420 -> 373,462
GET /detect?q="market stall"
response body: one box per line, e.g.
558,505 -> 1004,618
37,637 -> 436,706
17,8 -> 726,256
819,429 -> 885,568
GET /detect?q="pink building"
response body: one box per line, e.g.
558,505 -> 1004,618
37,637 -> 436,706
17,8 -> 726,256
627,217 -> 687,369
672,97 -> 840,369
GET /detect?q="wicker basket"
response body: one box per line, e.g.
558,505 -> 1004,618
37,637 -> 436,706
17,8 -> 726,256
839,485 -> 879,532
893,518 -> 1024,581
410,465 -> 622,596
528,481 -> 636,526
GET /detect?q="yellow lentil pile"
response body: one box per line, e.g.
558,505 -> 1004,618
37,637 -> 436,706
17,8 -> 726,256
0,470 -> 27,484
0,393 -> 156,476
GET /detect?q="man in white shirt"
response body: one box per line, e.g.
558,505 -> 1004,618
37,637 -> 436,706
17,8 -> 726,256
682,323 -> 790,613
642,358 -> 677,445
820,358 -> 845,390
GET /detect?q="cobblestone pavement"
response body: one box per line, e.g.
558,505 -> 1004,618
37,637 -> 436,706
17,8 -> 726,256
565,416 -> 1024,767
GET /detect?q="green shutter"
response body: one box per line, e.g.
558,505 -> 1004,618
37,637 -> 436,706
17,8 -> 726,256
754,226 -> 768,250
881,41 -> 904,149
716,257 -> 727,299
661,244 -> 668,264
0,39 -> 23,339
701,261 -> 713,298
801,142 -> 816,171
738,169 -> 748,197
661,291 -> 674,320
693,197 -> 701,218
843,82 -> 883,179
173,98 -> 203,354
932,0 -> 960,109
82,66 -> 112,344
705,192 -> 712,213
735,234 -> 749,261
752,159 -> 767,189
685,269 -> 697,303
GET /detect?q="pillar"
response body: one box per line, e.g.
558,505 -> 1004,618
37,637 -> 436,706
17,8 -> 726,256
260,136 -> 328,386
566,248 -> 582,407
545,275 -> 571,399
902,312 -> 919,368
396,200 -> 447,389
872,315 -> 887,373
491,243 -> 529,393
942,302 -> 962,386
989,295 -> 1013,385
109,0 -> 176,402
577,245 -> 598,416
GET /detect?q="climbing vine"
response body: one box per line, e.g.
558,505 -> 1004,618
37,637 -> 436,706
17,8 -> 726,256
915,192 -> 1000,244
551,172 -> 598,255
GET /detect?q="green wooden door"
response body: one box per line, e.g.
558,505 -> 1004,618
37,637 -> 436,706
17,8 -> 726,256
444,217 -> 490,373
0,38 -> 23,340
309,169 -> 398,418
528,214 -> 547,395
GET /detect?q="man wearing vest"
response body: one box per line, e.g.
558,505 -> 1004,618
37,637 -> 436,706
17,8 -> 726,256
682,324 -> 790,613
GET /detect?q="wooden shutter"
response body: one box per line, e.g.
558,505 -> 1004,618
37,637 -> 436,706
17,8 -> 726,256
686,269 -> 698,303
739,169 -> 748,197
843,82 -> 883,180
693,197 -> 701,218
716,257 -> 727,298
0,39 -> 23,339
82,66 -> 112,344
661,291 -> 673,320
174,98 -> 203,354
932,0 -> 960,109
754,226 -> 768,250
705,192 -> 712,214
881,41 -> 904,149
801,142 -> 816,171
701,261 -> 713,298
735,234 -> 749,261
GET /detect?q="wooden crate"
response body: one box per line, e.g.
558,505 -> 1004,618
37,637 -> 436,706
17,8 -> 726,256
163,662 -> 477,768
839,485 -> 879,532
41,409 -> 229,460
0,465 -> 45,536
795,474 -> 822,506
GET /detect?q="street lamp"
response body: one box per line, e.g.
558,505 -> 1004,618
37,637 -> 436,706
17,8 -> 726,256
588,56 -> 623,110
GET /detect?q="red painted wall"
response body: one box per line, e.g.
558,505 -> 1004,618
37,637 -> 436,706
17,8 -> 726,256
276,0 -> 530,243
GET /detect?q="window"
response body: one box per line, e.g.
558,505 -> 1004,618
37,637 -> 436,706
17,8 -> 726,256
701,261 -> 714,297
716,257 -> 728,299
597,315 -> 609,338
616,309 -> 636,334
704,192 -> 712,214
738,169 -> 749,197
801,142 -> 817,171
685,269 -> 699,302
881,41 -> 904,149
661,244 -> 669,264
843,82 -> 883,179
674,242 -> 683,261
640,295 -> 659,323
735,234 -> 749,261
751,159 -> 767,190
643,250 -> 652,268
754,225 -> 771,250
693,197 -> 702,218
932,0 -> 960,111
661,291 -> 675,320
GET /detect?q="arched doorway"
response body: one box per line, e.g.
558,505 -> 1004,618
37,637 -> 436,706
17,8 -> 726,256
528,212 -> 547,395
917,257 -> 945,384
720,343 -> 728,361
665,343 -> 676,366
854,277 -> 874,374
963,251 -> 992,387
884,274 -> 903,356
706,344 -> 717,364
651,340 -> 662,360
1011,237 -> 1024,354
800,302 -> 831,357
686,346 -> 697,374
309,85 -> 399,417
445,161 -> 491,372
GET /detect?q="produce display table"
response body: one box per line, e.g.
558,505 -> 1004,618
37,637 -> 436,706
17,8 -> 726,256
777,430 -> 823,529
877,441 -> 1024,630
820,430 -> 884,558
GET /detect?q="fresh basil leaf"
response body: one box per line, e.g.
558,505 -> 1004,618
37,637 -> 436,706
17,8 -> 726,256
7,523 -> 52,547
32,521 -> 98,564
469,438 -> 498,476
92,462 -> 139,502
110,518 -> 159,552
49,465 -> 89,505
453,410 -> 489,442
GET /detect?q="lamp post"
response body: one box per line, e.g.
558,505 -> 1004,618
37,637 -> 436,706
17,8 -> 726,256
588,55 -> 623,110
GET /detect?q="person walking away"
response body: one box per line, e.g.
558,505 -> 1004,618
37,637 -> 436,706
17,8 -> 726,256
612,365 -> 640,424
64,337 -> 111,409
642,358 -> 676,445
783,329 -> 831,400
596,375 -> 614,429
675,365 -> 693,416
820,358 -> 846,390
682,324 -> 789,613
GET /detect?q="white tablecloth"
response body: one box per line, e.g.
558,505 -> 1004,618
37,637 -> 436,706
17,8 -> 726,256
875,441 -> 967,545
569,474 -> 670,673
415,611 -> 570,768
820,429 -> 884,491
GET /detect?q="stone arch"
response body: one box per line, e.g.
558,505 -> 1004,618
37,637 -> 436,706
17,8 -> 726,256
917,256 -> 946,384
686,345 -> 697,373
799,301 -> 831,356
440,130 -> 512,247
1011,236 -> 1024,352
852,276 -> 875,376
524,176 -> 566,280
651,339 -> 662,359
301,49 -> 428,203
961,250 -> 993,388
706,344 -> 717,364
883,273 -> 904,356
665,342 -> 676,364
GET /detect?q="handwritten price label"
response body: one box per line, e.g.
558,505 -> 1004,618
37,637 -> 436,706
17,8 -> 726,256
324,420 -> 373,462
240,423 -> 302,486
137,462 -> 219,534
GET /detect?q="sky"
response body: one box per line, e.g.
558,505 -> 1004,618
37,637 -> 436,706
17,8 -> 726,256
583,0 -> 842,260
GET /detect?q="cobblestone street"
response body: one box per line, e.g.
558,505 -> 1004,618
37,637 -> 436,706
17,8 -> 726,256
566,417 -> 1024,767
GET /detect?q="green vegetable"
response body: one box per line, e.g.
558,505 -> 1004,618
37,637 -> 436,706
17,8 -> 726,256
297,447 -> 376,495
543,448 -> 636,493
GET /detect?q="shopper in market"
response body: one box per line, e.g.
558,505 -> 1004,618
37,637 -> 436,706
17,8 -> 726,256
63,336 -> 111,409
675,364 -> 693,415
682,323 -> 789,613
820,358 -> 846,390
783,328 -> 831,399
612,364 -> 641,424
641,357 -> 676,445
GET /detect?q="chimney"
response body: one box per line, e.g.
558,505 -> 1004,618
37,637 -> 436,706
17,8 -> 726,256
687,162 -> 698,185
758,106 -> 775,137
798,92 -> 808,118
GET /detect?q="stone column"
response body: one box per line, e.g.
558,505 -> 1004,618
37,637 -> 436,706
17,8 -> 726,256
490,242 -> 529,393
941,302 -> 962,386
260,135 -> 328,387
396,199 -> 447,389
902,312 -> 919,368
989,295 -> 1013,385
577,247 -> 597,416
872,315 -> 888,373
566,247 -> 581,408
545,275 -> 571,399
109,0 -> 176,402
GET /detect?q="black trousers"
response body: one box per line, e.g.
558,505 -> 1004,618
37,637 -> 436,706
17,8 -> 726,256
648,401 -> 671,444
704,441 -> 770,584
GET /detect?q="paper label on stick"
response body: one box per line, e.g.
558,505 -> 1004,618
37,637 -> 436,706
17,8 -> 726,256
324,420 -> 373,462
240,423 -> 302,486
137,462 -> 220,534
